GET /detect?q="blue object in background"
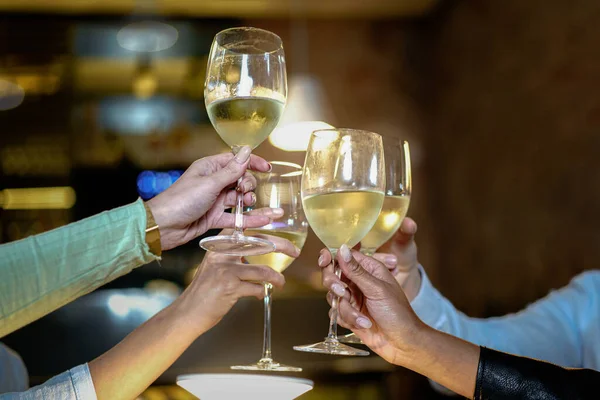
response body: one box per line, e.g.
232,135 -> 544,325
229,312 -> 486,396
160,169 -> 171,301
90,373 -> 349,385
137,170 -> 183,199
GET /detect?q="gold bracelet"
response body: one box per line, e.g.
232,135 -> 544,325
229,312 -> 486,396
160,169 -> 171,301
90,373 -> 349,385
143,201 -> 162,257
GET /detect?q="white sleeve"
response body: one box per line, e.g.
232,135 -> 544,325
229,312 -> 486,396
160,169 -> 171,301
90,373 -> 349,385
0,364 -> 97,400
0,343 -> 28,393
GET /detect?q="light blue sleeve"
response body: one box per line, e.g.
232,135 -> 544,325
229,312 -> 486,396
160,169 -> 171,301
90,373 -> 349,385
410,266 -> 598,368
0,364 -> 96,400
0,344 -> 28,393
0,199 -> 159,338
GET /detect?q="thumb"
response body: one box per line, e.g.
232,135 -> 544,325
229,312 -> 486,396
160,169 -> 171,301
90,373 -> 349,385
211,146 -> 252,190
337,244 -> 388,297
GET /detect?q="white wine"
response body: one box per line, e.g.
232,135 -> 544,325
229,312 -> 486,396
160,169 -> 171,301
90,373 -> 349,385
303,190 -> 384,250
245,229 -> 307,273
207,96 -> 285,150
360,195 -> 410,253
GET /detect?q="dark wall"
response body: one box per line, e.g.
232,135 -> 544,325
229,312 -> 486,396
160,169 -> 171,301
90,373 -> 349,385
420,0 -> 600,316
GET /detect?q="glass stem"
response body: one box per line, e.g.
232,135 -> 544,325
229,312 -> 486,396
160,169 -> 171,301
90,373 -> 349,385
326,249 -> 340,341
261,283 -> 273,361
233,176 -> 244,237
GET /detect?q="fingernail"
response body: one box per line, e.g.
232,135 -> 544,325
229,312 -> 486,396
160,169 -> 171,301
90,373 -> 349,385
250,192 -> 256,205
244,181 -> 253,192
385,255 -> 397,266
267,162 -> 273,172
331,283 -> 346,297
340,244 -> 352,262
272,208 -> 284,216
356,317 -> 372,329
234,146 -> 251,164
294,246 -> 301,256
318,255 -> 325,266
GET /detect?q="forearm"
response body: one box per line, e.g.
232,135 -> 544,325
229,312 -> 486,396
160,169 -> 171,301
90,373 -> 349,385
0,199 -> 158,337
474,347 -> 599,400
395,326 -> 479,399
89,297 -> 201,400
410,267 -> 584,367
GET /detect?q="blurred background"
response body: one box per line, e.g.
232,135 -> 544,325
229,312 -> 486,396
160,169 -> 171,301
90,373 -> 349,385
2,0 -> 600,398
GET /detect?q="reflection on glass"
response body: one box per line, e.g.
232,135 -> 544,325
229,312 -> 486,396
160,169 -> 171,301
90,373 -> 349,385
339,140 -> 412,345
199,27 -> 288,257
232,162 -> 307,372
294,128 -> 385,356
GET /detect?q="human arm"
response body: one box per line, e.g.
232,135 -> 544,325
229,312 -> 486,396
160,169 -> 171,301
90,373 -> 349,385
321,216 -> 592,368
1,244 -> 291,400
331,246 -> 599,400
0,147 -> 278,337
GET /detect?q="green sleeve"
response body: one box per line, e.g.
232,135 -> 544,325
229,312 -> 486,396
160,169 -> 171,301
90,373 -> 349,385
0,198 -> 159,337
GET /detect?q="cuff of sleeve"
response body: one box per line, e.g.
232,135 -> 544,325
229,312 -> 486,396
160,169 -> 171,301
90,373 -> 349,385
134,198 -> 161,262
409,265 -> 447,328
70,363 -> 98,400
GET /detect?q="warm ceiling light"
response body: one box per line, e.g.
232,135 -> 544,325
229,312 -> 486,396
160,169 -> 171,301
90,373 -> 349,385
177,374 -> 313,400
133,67 -> 157,99
0,187 -> 76,210
117,21 -> 178,53
268,75 -> 335,151
270,121 -> 335,152
0,80 -> 25,111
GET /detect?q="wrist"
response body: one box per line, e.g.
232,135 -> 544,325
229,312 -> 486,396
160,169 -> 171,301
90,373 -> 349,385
168,293 -> 212,338
390,320 -> 432,368
145,198 -> 178,251
401,265 -> 422,301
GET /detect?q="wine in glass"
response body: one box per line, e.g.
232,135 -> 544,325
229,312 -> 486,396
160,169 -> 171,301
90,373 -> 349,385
339,139 -> 412,344
293,128 -> 385,356
200,27 -> 287,256
231,162 -> 308,371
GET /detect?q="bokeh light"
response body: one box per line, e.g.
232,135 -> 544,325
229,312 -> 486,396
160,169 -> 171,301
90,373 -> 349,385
137,170 -> 182,199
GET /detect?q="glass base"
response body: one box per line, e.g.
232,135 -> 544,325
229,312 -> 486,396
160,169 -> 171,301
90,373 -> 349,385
199,235 -> 275,256
293,338 -> 369,356
231,358 -> 302,372
337,333 -> 363,344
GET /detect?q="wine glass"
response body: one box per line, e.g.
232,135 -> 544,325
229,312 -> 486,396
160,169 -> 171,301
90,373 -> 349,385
293,128 -> 385,356
231,161 -> 308,371
200,27 -> 287,256
339,139 -> 412,344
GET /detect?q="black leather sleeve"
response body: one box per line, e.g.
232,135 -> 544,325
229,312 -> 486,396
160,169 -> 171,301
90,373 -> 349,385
474,347 -> 597,399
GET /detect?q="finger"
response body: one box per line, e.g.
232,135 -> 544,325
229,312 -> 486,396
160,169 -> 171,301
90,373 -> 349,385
351,250 -> 398,283
234,264 -> 285,289
223,190 -> 256,207
327,289 -> 352,306
210,146 -> 253,191
322,266 -> 348,298
238,173 -> 257,193
378,217 -> 417,253
318,248 -> 333,268
328,306 -> 354,330
247,154 -> 271,173
373,253 -> 398,270
202,251 -> 240,265
247,233 -> 300,258
236,281 -> 268,300
337,244 -> 394,295
401,216 -> 417,233
319,248 -> 342,294
245,207 -> 285,219
337,297 -> 373,329
215,213 -> 271,230
211,152 -> 271,173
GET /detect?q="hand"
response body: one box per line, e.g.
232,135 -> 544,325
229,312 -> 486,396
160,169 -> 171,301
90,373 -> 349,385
326,244 -> 426,365
176,250 -> 287,335
319,217 -> 421,301
146,147 -> 282,250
